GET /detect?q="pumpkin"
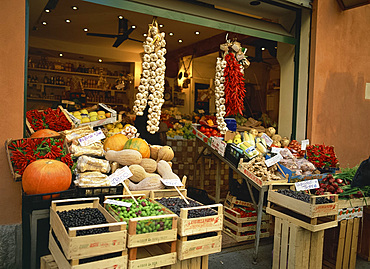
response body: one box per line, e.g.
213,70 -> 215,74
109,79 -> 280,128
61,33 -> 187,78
103,133 -> 128,151
30,129 -> 59,138
123,138 -> 150,158
22,159 -> 72,196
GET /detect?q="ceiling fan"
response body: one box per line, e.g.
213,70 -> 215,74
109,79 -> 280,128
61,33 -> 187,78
86,16 -> 142,48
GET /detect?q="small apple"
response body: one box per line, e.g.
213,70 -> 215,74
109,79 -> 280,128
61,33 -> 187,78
89,111 -> 98,117
105,112 -> 111,118
80,109 -> 88,114
81,117 -> 90,123
90,116 -> 98,121
73,111 -> 81,117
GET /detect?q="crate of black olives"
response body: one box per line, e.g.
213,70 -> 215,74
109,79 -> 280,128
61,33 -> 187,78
267,188 -> 339,219
103,194 -> 178,249
49,197 -> 127,260
154,195 -> 224,237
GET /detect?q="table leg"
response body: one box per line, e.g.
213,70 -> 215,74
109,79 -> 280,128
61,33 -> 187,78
253,188 -> 266,264
215,158 -> 221,203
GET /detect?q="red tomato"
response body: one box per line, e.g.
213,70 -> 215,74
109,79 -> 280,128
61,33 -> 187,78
211,129 -> 218,136
205,128 -> 211,132
205,132 -> 211,137
200,126 -> 206,133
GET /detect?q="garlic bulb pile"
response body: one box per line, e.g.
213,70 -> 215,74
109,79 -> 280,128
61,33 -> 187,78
122,125 -> 139,139
133,21 -> 166,134
214,57 -> 228,134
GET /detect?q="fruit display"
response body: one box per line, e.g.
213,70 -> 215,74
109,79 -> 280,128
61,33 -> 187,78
167,121 -> 195,139
198,125 -> 222,138
277,189 -> 333,204
241,156 -> 281,182
106,197 -> 173,234
26,107 -> 72,132
104,123 -> 138,139
279,148 -> 318,179
71,109 -> 110,123
155,197 -> 217,218
57,208 -> 109,236
66,103 -> 116,128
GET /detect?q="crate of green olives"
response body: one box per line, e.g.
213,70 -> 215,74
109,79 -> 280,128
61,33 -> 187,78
104,194 -> 178,248
49,197 -> 127,260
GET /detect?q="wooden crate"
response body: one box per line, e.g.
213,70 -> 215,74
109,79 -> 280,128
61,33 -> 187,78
165,256 -> 209,269
224,217 -> 269,233
357,206 -> 370,261
128,242 -> 177,269
49,198 -> 127,260
224,206 -> 270,223
104,194 -> 178,248
49,231 -> 128,269
177,231 -> 222,260
40,255 -> 58,269
272,217 -> 324,269
223,226 -> 270,243
224,192 -> 254,208
323,218 -> 361,269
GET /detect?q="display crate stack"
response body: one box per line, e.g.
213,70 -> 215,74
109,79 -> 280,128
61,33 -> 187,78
266,185 -> 339,268
223,193 -> 270,242
105,194 -> 178,269
48,197 -> 128,269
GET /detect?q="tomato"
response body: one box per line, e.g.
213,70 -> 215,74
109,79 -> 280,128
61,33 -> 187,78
205,128 -> 211,132
204,132 -> 211,137
200,126 -> 206,133
211,129 -> 218,136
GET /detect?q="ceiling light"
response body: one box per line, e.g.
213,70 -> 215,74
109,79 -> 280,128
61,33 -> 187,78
195,31 -> 200,35
250,1 -> 261,5
45,9 -> 50,13
59,53 -> 63,57
98,59 -> 103,63
72,6 -> 78,10
159,24 -> 164,28
131,25 -> 136,29
169,32 -> 174,36
83,28 -> 89,32
118,15 -> 123,19
65,19 -> 71,23
143,33 -> 147,37
261,47 -> 266,51
275,46 -> 277,49
42,21 -> 47,25
178,39 -> 183,43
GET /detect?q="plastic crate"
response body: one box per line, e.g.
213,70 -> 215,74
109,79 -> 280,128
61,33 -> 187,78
224,143 -> 247,167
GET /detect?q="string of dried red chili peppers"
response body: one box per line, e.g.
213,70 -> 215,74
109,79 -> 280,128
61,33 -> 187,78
223,53 -> 245,116
8,137 -> 73,175
26,107 -> 72,132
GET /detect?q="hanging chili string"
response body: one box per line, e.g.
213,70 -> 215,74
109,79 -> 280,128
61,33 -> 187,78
223,53 -> 245,116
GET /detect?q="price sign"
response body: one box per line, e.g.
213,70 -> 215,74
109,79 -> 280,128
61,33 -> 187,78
265,153 -> 283,167
108,166 -> 133,186
295,179 -> 319,191
104,199 -> 132,208
160,178 -> 183,187
271,147 -> 283,154
261,133 -> 273,147
301,139 -> 310,150
78,129 -> 106,147
175,115 -> 181,120
245,146 -> 255,154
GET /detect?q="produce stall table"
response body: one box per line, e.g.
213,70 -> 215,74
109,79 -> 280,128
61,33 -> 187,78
193,135 -> 269,263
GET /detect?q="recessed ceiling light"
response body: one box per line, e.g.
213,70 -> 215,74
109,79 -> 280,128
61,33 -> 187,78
178,39 -> 183,43
261,47 -> 265,51
45,9 -> 50,13
83,28 -> 89,32
118,15 -> 123,19
143,33 -> 147,37
65,19 -> 71,23
275,46 -> 277,49
72,6 -> 78,10
159,24 -> 164,28
98,59 -> 102,63
169,32 -> 174,36
42,21 -> 47,25
250,1 -> 261,6
59,53 -> 63,57
195,31 -> 200,35
131,25 -> 136,29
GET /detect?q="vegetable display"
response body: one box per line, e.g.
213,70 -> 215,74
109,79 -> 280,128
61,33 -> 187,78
26,107 -> 72,132
306,144 -> 338,169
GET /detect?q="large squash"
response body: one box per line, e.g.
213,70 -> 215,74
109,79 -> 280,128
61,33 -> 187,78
22,159 -> 72,196
104,133 -> 128,151
123,138 -> 150,158
30,129 -> 59,138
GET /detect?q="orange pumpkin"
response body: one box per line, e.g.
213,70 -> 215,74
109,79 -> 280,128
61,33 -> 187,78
103,133 -> 128,151
22,159 -> 72,196
30,129 -> 59,138
123,138 -> 150,158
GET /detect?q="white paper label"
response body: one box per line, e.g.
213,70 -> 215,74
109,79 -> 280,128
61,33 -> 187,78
261,133 -> 273,147
265,153 -> 283,167
295,179 -> 319,191
160,178 -> 183,187
271,147 -> 284,154
108,166 -> 133,186
104,199 -> 132,208
175,115 -> 181,120
198,109 -> 205,114
78,129 -> 106,147
301,139 -> 310,150
245,146 -> 255,154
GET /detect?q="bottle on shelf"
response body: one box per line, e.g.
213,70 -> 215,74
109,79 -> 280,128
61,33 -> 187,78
43,74 -> 49,84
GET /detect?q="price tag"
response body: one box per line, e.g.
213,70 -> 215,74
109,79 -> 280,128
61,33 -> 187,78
271,147 -> 283,154
261,133 -> 273,147
108,166 -> 133,186
175,115 -> 181,120
265,153 -> 283,167
245,146 -> 255,154
301,139 -> 310,150
160,178 -> 183,187
294,179 -> 319,191
78,129 -> 106,147
104,199 -> 132,208
198,109 -> 205,114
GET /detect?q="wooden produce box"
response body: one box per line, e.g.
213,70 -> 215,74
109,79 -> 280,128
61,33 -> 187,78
40,255 -> 58,269
49,231 -> 128,269
273,217 -> 324,269
224,192 -> 255,208
67,103 -> 117,128
224,217 -> 269,233
358,205 -> 370,261
104,194 -> 178,248
238,162 -> 288,187
224,206 -> 269,224
49,198 -> 127,260
267,190 -> 338,232
223,227 -> 270,243
177,231 -> 222,260
166,255 -> 209,269
128,243 -> 177,269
